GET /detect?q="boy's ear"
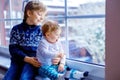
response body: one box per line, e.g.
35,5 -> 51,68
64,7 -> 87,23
45,32 -> 50,37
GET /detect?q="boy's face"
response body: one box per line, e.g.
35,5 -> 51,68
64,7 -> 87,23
46,29 -> 61,43
27,10 -> 46,25
80,48 -> 87,57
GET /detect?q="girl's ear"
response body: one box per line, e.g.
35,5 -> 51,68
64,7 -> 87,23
27,10 -> 32,17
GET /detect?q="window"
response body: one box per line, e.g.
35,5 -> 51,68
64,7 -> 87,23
66,0 -> 105,65
0,0 -> 22,46
0,0 -> 105,65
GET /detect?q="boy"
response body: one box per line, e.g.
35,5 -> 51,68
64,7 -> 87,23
36,20 -> 66,80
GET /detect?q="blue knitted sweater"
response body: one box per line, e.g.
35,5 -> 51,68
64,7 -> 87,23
9,21 -> 42,62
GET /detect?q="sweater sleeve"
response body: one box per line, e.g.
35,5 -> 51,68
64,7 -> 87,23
9,27 -> 27,61
59,42 -> 66,65
37,40 -> 57,59
60,55 -> 66,65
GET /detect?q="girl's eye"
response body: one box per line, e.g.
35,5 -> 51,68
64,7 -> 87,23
38,13 -> 41,16
37,12 -> 42,16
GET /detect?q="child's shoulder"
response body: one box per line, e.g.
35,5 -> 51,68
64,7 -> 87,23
40,38 -> 48,44
12,22 -> 23,30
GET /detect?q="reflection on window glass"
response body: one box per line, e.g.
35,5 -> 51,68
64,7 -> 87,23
67,19 -> 105,65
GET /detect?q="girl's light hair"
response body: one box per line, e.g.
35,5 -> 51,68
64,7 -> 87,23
24,1 -> 47,21
42,20 -> 61,36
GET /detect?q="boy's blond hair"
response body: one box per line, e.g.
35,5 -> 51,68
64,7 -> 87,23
42,20 -> 61,36
24,1 -> 47,21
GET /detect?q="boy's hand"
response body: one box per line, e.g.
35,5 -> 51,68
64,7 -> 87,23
57,53 -> 64,59
58,63 -> 65,72
24,56 -> 41,67
52,58 -> 60,65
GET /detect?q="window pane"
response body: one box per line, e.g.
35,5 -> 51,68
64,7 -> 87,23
0,0 -> 23,46
66,0 -> 105,65
11,0 -> 23,19
42,0 -> 65,17
68,18 -> 105,65
0,0 -> 10,19
67,0 -> 105,16
0,0 -> 105,65
0,21 -> 7,46
0,0 -> 10,46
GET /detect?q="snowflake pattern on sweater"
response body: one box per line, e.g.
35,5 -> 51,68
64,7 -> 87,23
10,22 -> 42,47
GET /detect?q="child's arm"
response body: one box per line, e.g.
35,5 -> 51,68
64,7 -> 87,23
58,54 -> 66,72
9,27 -> 27,62
58,41 -> 66,65
59,54 -> 66,65
24,56 -> 41,67
52,57 -> 61,65
37,40 -> 59,59
57,41 -> 66,71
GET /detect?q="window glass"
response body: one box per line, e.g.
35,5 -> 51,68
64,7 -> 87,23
0,0 -> 10,46
67,0 -> 105,16
0,0 -> 23,46
67,0 -> 105,65
0,21 -> 7,46
67,18 -> 105,64
0,0 -> 105,65
0,0 -> 10,19
42,0 -> 65,18
11,0 -> 23,19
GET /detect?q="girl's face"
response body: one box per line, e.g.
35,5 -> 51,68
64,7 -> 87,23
27,10 -> 46,25
46,29 -> 61,43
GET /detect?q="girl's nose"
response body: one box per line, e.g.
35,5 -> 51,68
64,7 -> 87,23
40,17 -> 43,20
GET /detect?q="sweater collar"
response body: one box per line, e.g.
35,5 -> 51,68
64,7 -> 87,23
22,20 -> 40,30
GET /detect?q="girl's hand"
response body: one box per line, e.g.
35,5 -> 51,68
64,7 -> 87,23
58,63 -> 65,72
24,56 -> 41,67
